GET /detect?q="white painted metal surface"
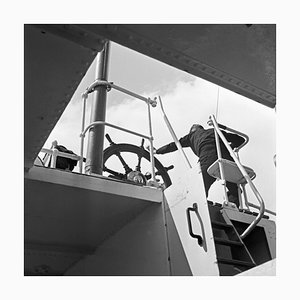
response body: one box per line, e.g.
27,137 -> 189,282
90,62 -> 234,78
25,166 -> 192,275
238,259 -> 276,276
164,153 -> 219,275
65,204 -> 171,275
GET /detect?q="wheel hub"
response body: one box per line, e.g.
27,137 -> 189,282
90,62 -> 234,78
127,171 -> 147,185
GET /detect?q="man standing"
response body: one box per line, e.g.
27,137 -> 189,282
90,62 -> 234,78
155,124 -> 246,207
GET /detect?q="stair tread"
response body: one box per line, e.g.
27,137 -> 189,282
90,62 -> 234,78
217,257 -> 256,267
214,237 -> 243,246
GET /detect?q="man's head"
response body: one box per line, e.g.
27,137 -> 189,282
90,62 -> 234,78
190,124 -> 203,133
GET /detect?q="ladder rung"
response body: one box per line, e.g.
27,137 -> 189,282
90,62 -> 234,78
211,221 -> 234,230
217,258 -> 256,268
214,237 -> 243,247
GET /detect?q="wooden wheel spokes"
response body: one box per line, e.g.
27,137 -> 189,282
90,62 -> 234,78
103,134 -> 173,188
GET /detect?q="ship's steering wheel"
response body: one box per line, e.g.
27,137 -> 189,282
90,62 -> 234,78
103,134 -> 173,189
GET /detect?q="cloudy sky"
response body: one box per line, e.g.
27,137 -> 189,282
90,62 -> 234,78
43,41 -> 276,213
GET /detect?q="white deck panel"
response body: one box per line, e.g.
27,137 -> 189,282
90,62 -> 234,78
25,166 -> 163,203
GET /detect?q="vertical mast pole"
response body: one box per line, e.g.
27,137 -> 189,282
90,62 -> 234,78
85,41 -> 110,175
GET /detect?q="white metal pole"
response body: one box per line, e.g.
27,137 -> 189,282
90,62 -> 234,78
158,96 -> 192,169
213,128 -> 228,202
241,184 -> 250,210
79,93 -> 88,173
147,101 -> 156,181
51,148 -> 58,168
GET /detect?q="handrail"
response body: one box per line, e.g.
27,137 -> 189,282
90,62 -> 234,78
80,121 -> 152,141
245,201 -> 276,216
157,96 -> 192,169
207,121 -> 249,152
209,114 -> 266,239
79,80 -> 158,182
241,182 -> 276,215
84,79 -> 157,107
39,148 -> 82,170
40,148 -> 81,160
186,203 -> 208,252
79,121 -> 156,180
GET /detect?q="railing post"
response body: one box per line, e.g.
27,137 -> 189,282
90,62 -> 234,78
51,148 -> 58,168
79,93 -> 88,173
213,127 -> 229,203
147,101 -> 156,181
241,184 -> 250,210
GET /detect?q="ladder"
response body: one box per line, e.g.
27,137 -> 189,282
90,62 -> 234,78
208,201 -> 256,275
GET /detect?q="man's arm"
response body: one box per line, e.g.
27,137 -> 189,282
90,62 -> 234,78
156,134 -> 190,154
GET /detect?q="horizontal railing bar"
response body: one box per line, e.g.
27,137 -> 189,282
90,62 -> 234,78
207,120 -> 249,151
247,202 -> 276,216
110,83 -> 157,107
84,80 -> 157,107
79,121 -> 155,180
80,121 -> 151,140
40,148 -> 82,161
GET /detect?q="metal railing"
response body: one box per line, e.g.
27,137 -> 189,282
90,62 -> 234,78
40,82 -> 192,181
79,80 -> 157,181
37,87 -> 199,182
39,80 -> 192,189
79,121 -> 156,179
39,142 -> 82,169
208,114 -> 267,239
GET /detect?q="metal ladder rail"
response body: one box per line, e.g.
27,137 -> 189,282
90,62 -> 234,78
221,209 -> 256,266
209,115 -> 266,239
210,121 -> 250,207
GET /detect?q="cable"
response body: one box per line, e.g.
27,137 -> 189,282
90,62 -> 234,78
216,87 -> 220,121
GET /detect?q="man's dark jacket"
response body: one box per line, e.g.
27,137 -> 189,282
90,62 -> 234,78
156,127 -> 245,170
